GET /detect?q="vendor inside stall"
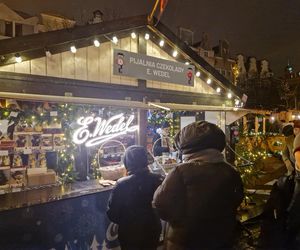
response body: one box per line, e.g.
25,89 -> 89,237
152,121 -> 173,157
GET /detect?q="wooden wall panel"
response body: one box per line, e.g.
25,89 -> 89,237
0,64 -> 15,72
31,57 -> 46,76
75,48 -> 87,80
110,41 -> 121,85
99,42 -> 111,83
87,45 -> 100,81
15,61 -> 30,74
61,51 -> 75,79
46,53 -> 62,77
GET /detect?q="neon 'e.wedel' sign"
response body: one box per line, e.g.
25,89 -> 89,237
72,113 -> 138,147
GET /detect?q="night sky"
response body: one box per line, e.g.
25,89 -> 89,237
2,0 -> 300,76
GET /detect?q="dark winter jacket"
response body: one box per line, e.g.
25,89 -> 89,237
107,146 -> 163,248
153,132 -> 170,157
153,121 -> 244,249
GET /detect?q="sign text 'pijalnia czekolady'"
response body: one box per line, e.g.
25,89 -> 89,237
113,49 -> 195,86
72,113 -> 138,147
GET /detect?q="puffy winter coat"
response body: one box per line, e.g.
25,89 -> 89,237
153,160 -> 243,249
153,121 -> 244,249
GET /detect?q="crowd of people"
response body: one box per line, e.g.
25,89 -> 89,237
106,120 -> 300,250
107,121 -> 243,250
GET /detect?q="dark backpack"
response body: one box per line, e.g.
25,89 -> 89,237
259,175 -> 295,249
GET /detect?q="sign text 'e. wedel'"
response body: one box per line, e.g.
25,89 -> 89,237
113,49 -> 195,86
72,113 -> 138,147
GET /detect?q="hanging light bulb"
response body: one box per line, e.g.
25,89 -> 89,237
131,32 -> 137,39
70,45 -> 77,53
235,99 -> 240,106
15,54 -> 22,63
196,71 -> 201,77
227,92 -> 232,99
93,39 -> 100,47
145,33 -> 150,40
216,87 -> 221,93
206,78 -> 212,84
112,36 -> 118,44
185,61 -> 190,65
172,50 -> 178,57
159,40 -> 164,47
271,116 -> 275,121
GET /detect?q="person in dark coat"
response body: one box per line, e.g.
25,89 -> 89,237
153,121 -> 244,250
107,145 -> 163,250
282,124 -> 296,175
285,133 -> 300,249
152,121 -> 172,157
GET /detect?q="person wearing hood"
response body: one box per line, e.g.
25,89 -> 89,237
282,124 -> 296,176
285,132 -> 300,248
107,145 -> 163,250
152,121 -> 172,157
153,121 -> 244,249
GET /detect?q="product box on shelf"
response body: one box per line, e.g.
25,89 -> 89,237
0,170 -> 10,191
14,134 -> 28,150
0,155 -> 10,168
27,169 -> 56,187
0,138 -> 15,151
41,134 -> 53,150
27,153 -> 47,175
10,169 -> 26,188
12,154 -> 24,168
53,133 -> 65,150
31,134 -> 42,149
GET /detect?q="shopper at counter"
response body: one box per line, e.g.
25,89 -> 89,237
152,121 -> 172,157
107,145 -> 163,250
286,133 -> 300,248
153,121 -> 244,249
282,124 -> 296,176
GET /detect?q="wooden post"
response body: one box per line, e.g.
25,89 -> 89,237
263,117 -> 266,134
243,116 -> 247,134
137,108 -> 147,147
255,116 -> 259,134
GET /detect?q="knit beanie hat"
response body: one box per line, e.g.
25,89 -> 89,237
123,145 -> 148,174
174,121 -> 226,154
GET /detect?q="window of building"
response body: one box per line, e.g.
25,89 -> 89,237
5,21 -> 13,37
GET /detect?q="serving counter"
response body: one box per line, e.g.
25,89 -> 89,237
0,181 -> 119,249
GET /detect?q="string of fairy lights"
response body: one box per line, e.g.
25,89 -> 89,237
9,29 -> 242,108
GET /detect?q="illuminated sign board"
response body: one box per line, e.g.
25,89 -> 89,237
113,49 -> 195,86
73,113 -> 138,147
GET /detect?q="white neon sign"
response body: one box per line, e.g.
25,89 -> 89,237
72,113 -> 138,147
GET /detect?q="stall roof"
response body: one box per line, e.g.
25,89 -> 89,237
0,14 -> 245,102
148,102 -> 248,112
0,91 -> 149,109
0,91 -> 251,113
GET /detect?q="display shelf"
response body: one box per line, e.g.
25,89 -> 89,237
0,167 -> 10,170
10,167 -> 26,172
14,131 -> 43,135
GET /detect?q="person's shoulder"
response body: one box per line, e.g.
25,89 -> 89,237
115,175 -> 132,186
286,135 -> 295,143
148,172 -> 164,182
